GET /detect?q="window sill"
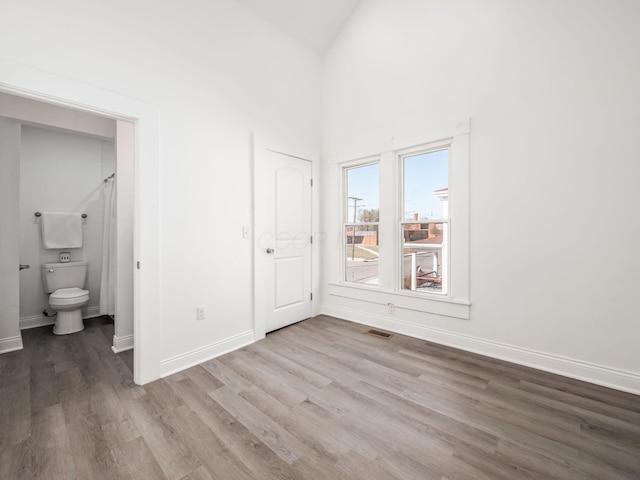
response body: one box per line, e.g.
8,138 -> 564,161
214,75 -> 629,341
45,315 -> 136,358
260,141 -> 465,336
327,282 -> 470,320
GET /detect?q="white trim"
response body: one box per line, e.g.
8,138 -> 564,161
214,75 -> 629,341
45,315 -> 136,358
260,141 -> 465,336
398,142 -> 452,297
321,303 -> 640,396
112,334 -> 134,353
20,307 -> 105,330
0,91 -> 115,139
0,335 -> 23,354
331,119 -> 470,165
338,155 -> 381,171
20,314 -> 55,330
392,119 -> 470,152
333,139 -> 393,165
331,119 -> 470,321
82,306 -> 101,319
0,58 -> 161,385
327,282 -> 470,319
160,330 -> 254,378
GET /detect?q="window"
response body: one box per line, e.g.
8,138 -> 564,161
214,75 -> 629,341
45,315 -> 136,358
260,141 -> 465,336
344,162 -> 379,285
331,119 -> 470,320
401,148 -> 449,295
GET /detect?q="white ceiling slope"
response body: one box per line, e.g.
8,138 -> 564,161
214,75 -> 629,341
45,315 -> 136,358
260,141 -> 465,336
236,0 -> 361,55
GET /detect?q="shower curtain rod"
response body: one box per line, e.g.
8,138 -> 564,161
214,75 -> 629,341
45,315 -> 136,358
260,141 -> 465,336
104,173 -> 115,183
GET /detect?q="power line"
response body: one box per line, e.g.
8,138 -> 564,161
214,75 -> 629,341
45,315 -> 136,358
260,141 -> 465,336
348,196 -> 363,222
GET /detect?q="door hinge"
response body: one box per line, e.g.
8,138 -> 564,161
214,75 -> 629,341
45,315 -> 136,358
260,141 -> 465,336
310,292 -> 313,301
136,261 -> 140,270
310,178 -> 313,187
310,235 -> 313,244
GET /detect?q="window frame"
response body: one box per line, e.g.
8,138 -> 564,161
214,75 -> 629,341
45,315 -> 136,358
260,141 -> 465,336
398,141 -> 452,297
341,158 -> 381,286
331,119 -> 470,320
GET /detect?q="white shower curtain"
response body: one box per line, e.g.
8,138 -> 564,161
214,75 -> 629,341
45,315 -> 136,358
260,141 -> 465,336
99,176 -> 116,315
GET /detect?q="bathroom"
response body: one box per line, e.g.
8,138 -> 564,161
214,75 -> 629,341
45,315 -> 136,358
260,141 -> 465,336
20,125 -> 114,331
0,93 -> 134,354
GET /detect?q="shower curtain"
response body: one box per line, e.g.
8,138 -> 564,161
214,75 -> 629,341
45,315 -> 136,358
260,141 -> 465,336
99,175 -> 116,315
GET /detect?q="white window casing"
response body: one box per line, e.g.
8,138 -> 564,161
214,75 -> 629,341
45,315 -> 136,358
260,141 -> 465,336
329,119 -> 470,320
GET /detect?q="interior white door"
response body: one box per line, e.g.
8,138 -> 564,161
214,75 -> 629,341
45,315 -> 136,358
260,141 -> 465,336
255,149 -> 312,333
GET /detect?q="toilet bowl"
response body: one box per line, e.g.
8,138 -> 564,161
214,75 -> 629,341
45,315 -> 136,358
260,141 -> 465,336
42,262 -> 90,335
49,287 -> 89,334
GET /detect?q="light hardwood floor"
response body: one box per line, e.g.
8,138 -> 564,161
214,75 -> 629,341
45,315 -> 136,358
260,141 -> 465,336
1,315 -> 639,479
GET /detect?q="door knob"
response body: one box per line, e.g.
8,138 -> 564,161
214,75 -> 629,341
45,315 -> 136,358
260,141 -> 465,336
19,264 -> 30,271
266,248 -> 275,254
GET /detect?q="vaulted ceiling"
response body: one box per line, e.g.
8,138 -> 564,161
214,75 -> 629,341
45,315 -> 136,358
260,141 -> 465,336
236,0 -> 361,55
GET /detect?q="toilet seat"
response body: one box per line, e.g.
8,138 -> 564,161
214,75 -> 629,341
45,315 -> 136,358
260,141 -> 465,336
50,287 -> 90,307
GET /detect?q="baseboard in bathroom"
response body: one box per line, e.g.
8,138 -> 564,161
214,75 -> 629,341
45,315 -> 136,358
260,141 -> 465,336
112,334 -> 133,353
83,306 -> 102,319
21,306 -> 103,330
20,314 -> 55,330
0,335 -> 23,354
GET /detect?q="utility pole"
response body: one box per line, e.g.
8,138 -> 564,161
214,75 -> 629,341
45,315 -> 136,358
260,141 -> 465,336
348,196 -> 362,260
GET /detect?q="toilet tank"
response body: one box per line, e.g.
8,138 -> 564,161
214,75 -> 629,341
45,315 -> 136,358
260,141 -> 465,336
41,261 -> 88,293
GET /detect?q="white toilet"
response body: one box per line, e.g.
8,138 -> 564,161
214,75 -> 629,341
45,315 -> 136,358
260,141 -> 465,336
41,261 -> 90,335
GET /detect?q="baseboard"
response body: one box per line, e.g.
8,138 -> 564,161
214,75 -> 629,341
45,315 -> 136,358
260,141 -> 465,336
20,306 -> 103,330
83,306 -> 102,319
112,334 -> 134,353
20,314 -> 55,330
0,335 -> 23,354
160,330 -> 255,378
321,303 -> 640,396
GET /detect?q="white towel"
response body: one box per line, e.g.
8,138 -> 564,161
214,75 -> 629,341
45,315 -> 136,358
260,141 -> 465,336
41,212 -> 83,249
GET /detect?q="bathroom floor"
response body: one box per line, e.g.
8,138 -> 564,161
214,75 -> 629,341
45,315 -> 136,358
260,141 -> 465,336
0,316 -> 138,478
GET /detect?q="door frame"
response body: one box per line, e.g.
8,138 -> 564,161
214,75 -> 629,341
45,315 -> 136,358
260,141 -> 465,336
252,134 -> 320,340
0,58 -> 161,384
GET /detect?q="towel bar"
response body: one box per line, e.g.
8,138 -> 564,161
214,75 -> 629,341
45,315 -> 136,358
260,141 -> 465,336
34,212 -> 87,219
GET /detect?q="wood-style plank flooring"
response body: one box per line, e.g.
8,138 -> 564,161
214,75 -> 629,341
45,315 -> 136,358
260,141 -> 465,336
1,315 -> 639,479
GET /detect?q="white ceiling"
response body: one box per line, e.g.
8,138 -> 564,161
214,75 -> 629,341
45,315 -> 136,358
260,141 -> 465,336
236,0 -> 361,55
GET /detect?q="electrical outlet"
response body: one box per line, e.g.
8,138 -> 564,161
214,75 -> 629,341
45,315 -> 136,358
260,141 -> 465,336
196,306 -> 206,321
388,303 -> 395,314
60,252 -> 71,263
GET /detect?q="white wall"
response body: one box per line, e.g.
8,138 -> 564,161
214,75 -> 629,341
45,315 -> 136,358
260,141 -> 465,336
0,0 -> 322,375
0,118 -> 22,353
322,0 -> 640,392
19,126 -> 115,324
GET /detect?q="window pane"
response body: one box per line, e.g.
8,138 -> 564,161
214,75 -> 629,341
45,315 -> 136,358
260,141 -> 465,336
401,221 -> 447,294
346,163 -> 379,223
345,225 -> 379,285
403,149 -> 448,221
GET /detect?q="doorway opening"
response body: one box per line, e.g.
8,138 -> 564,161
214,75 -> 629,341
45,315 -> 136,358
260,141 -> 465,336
2,57 -> 164,384
0,92 -> 135,380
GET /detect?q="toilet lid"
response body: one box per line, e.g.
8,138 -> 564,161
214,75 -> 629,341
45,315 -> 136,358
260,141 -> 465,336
51,287 -> 89,299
